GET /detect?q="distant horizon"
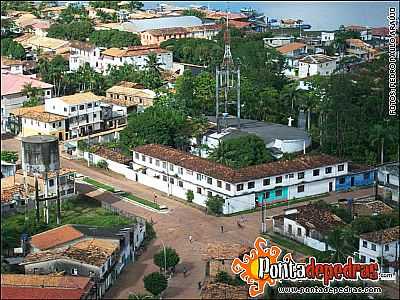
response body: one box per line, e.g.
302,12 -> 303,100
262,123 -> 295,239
57,1 -> 398,31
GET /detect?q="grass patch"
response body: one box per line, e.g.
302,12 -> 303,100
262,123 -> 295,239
83,177 -> 115,192
1,196 -> 132,253
263,232 -> 321,257
122,192 -> 161,210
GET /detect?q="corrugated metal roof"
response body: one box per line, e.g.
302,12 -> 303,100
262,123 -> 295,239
122,16 -> 203,32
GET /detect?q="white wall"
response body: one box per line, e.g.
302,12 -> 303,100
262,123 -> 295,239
359,238 -> 399,263
298,60 -> 337,78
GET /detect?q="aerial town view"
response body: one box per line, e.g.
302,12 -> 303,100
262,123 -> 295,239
0,1 -> 399,299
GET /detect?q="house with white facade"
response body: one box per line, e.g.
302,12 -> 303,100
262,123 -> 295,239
298,54 -> 337,78
378,162 -> 399,204
70,43 -> 173,74
276,42 -> 308,77
321,32 -> 335,46
272,203 -> 345,251
44,92 -> 105,140
263,36 -> 294,48
1,57 -> 25,74
1,73 -> 53,134
131,144 -> 349,214
358,226 -> 399,274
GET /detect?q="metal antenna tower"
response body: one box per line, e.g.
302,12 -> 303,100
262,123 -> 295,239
215,10 -> 241,133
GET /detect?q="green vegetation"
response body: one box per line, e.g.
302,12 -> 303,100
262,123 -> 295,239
83,177 -> 115,192
1,38 -> 26,60
89,30 -> 141,48
186,190 -> 194,203
47,21 -> 94,41
143,272 -> 168,296
209,135 -> 274,168
119,105 -> 192,154
153,247 -> 180,272
122,192 -> 161,210
95,9 -> 117,23
215,271 -> 245,286
96,160 -> 109,169
205,195 -> 225,215
91,1 -> 143,11
263,232 -> 322,257
21,83 -> 45,107
1,151 -> 18,163
128,293 -> 154,300
58,5 -> 91,24
181,9 -> 206,19
1,196 -> 132,252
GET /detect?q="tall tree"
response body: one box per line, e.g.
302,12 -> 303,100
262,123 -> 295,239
21,83 -> 45,107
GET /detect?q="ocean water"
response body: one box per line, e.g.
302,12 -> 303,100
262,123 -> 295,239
57,1 -> 398,31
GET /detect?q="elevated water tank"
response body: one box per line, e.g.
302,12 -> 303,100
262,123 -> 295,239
21,135 -> 60,174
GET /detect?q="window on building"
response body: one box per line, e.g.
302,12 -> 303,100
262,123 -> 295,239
289,173 -> 294,178
71,106 -> 76,112
178,181 -> 183,188
49,179 -> 54,187
162,175 -> 167,182
363,173 -> 370,180
248,181 -> 255,189
297,228 -> 302,236
363,240 -> 368,248
169,164 -> 174,171
237,184 -> 244,191
141,155 -> 146,162
135,153 -> 139,159
71,268 -> 78,275
79,105 -> 84,110
369,258 -> 375,263
170,178 -> 174,184
275,189 -> 283,197
46,90 -> 50,96
338,164 -> 344,171
339,177 -> 346,184
298,172 -> 305,179
149,157 -> 152,164
156,159 -> 160,167
276,176 -> 282,184
207,191 -> 212,197
371,244 -> 376,251
207,177 -> 212,184
94,102 -> 98,107
313,169 -> 320,176
87,103 -> 92,108
93,113 -> 96,118
226,183 -> 231,191
325,167 -> 332,174
288,224 -> 293,234
384,244 -> 389,251
360,255 -> 366,263
52,123 -> 55,128
217,180 -> 222,188
263,178 -> 270,186
162,162 -> 167,169
297,185 -> 304,193
178,167 -> 183,175
197,174 -> 202,181
197,187 -> 202,194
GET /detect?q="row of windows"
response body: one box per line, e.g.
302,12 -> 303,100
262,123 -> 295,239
135,153 -> 345,192
67,102 -> 99,112
362,240 -> 392,252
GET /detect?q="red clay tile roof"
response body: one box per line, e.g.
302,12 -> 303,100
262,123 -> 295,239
146,24 -> 220,36
133,144 -> 346,183
201,283 -> 249,299
229,20 -> 252,29
1,274 -> 91,289
30,224 -> 84,250
360,226 -> 399,244
276,42 -> 306,54
1,286 -> 86,300
284,203 -> 345,234
371,27 -> 389,37
91,145 -> 131,165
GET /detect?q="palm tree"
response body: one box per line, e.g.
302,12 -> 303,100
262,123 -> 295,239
21,83 -> 44,107
370,121 -> 395,164
145,52 -> 163,75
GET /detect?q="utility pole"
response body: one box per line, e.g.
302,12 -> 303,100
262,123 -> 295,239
56,172 -> 61,225
261,196 -> 266,233
34,175 -> 40,223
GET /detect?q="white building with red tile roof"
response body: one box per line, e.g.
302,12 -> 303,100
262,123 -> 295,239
1,73 -> 53,134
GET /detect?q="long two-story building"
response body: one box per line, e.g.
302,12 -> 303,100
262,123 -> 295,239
131,144 -> 351,214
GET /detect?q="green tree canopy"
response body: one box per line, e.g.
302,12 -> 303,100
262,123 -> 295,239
182,9 -> 206,19
21,83 -> 44,107
153,247 -> 180,271
47,21 -> 94,41
143,272 -> 168,296
205,195 -> 225,215
209,134 -> 274,169
1,151 -> 18,163
57,5 -> 90,24
1,38 -> 26,60
119,106 -> 192,154
89,30 -> 141,48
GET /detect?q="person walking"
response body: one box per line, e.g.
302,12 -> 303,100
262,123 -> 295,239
153,192 -> 158,204
183,267 -> 187,277
220,225 -> 224,233
189,235 -> 193,243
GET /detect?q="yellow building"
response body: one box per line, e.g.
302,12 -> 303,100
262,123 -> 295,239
10,105 -> 66,140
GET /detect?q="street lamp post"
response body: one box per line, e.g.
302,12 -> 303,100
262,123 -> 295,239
160,239 -> 167,277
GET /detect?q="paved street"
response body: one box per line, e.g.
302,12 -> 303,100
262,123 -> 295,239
1,136 -> 383,299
